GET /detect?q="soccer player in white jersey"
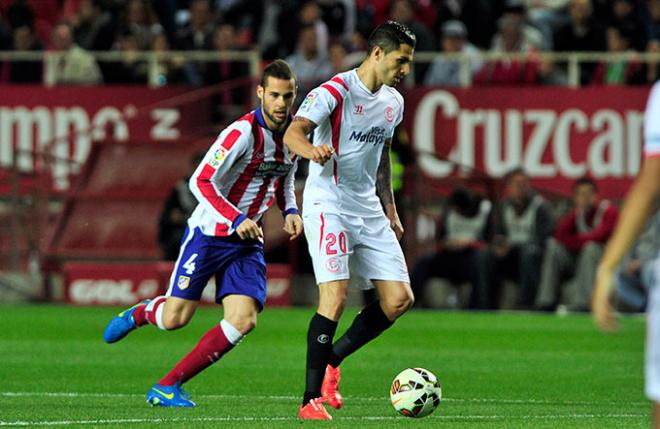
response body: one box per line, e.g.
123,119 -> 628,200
592,82 -> 660,427
102,60 -> 303,407
283,21 -> 416,420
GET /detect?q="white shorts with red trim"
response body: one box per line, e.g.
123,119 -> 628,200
646,254 -> 660,402
302,210 -> 410,288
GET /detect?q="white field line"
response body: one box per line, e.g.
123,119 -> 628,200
0,414 -> 648,427
0,391 -> 649,407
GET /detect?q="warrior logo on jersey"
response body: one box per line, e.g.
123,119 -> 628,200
177,275 -> 191,290
385,106 -> 395,122
299,93 -> 317,112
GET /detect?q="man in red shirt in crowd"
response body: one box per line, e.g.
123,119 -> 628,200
535,177 -> 619,312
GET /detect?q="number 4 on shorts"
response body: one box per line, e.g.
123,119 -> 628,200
183,253 -> 198,275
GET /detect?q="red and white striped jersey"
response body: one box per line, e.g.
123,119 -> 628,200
188,108 -> 298,237
295,69 -> 404,217
645,81 -> 660,159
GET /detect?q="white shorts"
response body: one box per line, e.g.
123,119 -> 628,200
302,211 -> 410,288
646,255 -> 660,401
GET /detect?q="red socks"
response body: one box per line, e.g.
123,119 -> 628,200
159,325 -> 234,386
133,297 -> 166,327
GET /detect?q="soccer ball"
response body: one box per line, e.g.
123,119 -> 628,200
390,367 -> 442,418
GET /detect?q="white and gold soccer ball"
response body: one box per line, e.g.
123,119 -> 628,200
390,367 -> 442,418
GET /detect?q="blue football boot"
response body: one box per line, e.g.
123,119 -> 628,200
103,299 -> 150,344
147,383 -> 196,407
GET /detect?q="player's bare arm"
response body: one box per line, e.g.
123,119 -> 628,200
592,157 -> 660,331
283,117 -> 334,165
377,138 -> 404,240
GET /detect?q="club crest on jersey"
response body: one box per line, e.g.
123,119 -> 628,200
384,106 -> 395,122
299,93 -> 317,112
209,148 -> 228,167
177,275 -> 190,290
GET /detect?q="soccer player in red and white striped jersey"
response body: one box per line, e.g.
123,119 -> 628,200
103,60 -> 303,407
593,82 -> 660,428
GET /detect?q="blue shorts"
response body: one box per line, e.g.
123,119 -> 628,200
166,227 -> 266,310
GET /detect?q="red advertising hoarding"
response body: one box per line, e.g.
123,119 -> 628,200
0,86 -> 209,191
62,262 -> 291,307
403,86 -> 651,198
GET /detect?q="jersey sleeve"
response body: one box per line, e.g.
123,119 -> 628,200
189,122 -> 251,226
644,82 -> 660,159
276,157 -> 299,216
294,86 -> 338,127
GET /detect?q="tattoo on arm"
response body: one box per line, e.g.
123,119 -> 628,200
376,138 -> 394,208
292,116 -> 318,135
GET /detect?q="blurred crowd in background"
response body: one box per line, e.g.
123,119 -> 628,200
3,0 -> 660,88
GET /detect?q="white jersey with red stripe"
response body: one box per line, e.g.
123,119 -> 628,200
645,81 -> 660,159
188,108 -> 298,237
295,69 -> 404,217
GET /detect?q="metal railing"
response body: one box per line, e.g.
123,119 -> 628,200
0,49 -> 261,87
1,49 -> 660,87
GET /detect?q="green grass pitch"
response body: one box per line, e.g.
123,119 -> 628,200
0,305 -> 649,428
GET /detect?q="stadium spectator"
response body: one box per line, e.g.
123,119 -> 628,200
553,0 -> 607,85
4,24 -> 42,83
645,39 -> 660,84
285,24 -> 332,106
328,40 -> 350,73
495,0 -> 549,51
46,22 -> 102,85
410,187 -> 492,309
522,0 -> 571,49
388,0 -> 434,52
176,0 -> 215,50
607,0 -> 646,51
151,33 -> 189,85
103,30 -> 148,84
158,151 -> 204,261
436,0 -> 499,50
318,0 -> 355,42
643,0 -> 660,43
590,24 -> 643,85
535,177 -> 619,312
614,213 -> 660,312
118,0 -> 162,51
481,168 -> 554,309
70,0 -> 116,51
424,20 -> 482,87
299,1 -> 330,59
5,0 -> 58,44
217,0 -> 264,47
204,23 -> 250,121
474,14 -> 540,85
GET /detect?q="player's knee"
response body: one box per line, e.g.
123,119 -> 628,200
161,312 -> 190,330
383,289 -> 414,318
229,315 -> 257,335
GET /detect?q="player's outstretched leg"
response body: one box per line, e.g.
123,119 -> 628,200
147,319 -> 244,407
103,296 -> 167,343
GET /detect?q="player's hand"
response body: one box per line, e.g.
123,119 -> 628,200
388,212 -> 404,241
236,218 -> 263,241
283,214 -> 303,240
592,264 -> 618,332
310,144 -> 334,165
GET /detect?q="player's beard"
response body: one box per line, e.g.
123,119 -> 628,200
263,102 -> 288,129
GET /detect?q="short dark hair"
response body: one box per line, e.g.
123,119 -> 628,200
573,176 -> 597,192
260,59 -> 296,88
367,20 -> 416,55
